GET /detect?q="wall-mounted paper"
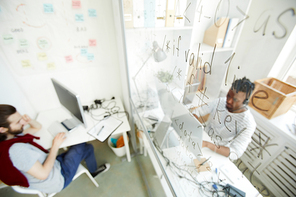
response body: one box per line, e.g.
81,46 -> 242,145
19,39 -> 29,48
43,4 -> 54,13
21,60 -> 32,68
81,48 -> 88,56
37,37 -> 51,50
37,52 -> 47,61
3,34 -> 14,44
144,0 -> 155,28
47,62 -> 56,70
72,0 -> 81,9
89,39 -> 96,46
65,55 -> 73,63
88,9 -> 97,17
87,53 -> 94,61
75,14 -> 84,22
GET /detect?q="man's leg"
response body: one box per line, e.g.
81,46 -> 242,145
56,143 -> 97,189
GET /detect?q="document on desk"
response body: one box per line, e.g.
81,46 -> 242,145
87,116 -> 123,142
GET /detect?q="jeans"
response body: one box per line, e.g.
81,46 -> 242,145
56,143 -> 97,189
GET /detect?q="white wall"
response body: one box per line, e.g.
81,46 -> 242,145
0,0 -> 123,115
227,0 -> 296,84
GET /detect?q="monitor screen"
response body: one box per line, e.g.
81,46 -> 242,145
51,78 -> 87,129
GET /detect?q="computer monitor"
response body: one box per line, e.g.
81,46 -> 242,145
155,79 -> 203,157
51,78 -> 87,130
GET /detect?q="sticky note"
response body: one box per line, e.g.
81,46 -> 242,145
37,38 -> 51,50
87,53 -> 94,61
19,39 -> 29,48
37,52 -> 47,61
65,55 -> 73,63
88,9 -> 97,17
3,34 -> 14,44
81,48 -> 88,56
89,39 -> 96,46
72,0 -> 81,9
21,60 -> 31,68
43,4 -> 54,13
47,62 -> 56,70
75,14 -> 84,22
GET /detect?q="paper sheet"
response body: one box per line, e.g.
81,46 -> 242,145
88,116 -> 123,142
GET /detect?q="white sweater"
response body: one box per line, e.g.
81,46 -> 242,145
196,97 -> 256,158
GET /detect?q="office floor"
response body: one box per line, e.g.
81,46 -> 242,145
0,138 -> 275,197
0,138 -> 166,197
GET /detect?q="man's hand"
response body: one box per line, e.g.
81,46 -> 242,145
202,140 -> 230,157
52,133 -> 66,149
22,114 -> 32,124
202,140 -> 210,148
22,114 -> 42,134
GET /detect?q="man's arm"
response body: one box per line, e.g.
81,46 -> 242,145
22,114 -> 42,135
27,133 -> 66,180
202,141 -> 230,157
193,114 -> 210,124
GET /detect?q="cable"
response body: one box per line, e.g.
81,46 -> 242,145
152,139 -> 230,197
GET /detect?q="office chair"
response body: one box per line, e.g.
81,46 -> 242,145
11,164 -> 99,197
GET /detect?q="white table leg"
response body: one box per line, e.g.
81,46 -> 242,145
123,131 -> 131,162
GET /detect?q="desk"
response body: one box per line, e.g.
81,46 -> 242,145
144,129 -> 261,197
33,98 -> 132,162
132,104 -> 260,196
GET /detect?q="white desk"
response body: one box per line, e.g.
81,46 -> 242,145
142,123 -> 261,197
33,98 -> 132,162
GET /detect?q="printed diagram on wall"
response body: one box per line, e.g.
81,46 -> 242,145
0,0 -> 101,76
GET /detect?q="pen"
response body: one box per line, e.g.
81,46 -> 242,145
199,156 -> 211,166
97,126 -> 104,136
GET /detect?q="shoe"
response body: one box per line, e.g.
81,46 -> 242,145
91,163 -> 111,177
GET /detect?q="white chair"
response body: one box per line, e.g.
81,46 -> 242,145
11,164 -> 99,197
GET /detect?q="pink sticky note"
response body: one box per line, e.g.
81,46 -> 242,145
65,55 -> 73,63
72,0 -> 81,9
89,39 -> 96,46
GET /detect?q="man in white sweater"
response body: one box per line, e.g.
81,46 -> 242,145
193,77 -> 256,159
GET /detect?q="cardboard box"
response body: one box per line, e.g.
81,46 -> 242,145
203,17 -> 229,48
249,78 -> 296,119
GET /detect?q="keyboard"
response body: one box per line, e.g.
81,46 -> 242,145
48,121 -> 68,137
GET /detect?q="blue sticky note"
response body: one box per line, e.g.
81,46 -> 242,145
87,53 -> 94,61
81,48 -> 88,56
88,9 -> 97,17
43,4 -> 54,13
75,14 -> 84,22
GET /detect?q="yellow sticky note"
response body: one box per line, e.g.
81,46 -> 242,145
21,60 -> 31,68
47,62 -> 56,70
38,52 -> 47,61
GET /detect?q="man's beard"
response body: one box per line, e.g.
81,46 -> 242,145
7,127 -> 23,135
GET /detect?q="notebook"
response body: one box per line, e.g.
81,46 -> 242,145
87,116 -> 123,142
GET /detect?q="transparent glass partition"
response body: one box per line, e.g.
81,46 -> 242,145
120,0 -> 296,196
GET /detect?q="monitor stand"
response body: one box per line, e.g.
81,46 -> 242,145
61,118 -> 80,131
